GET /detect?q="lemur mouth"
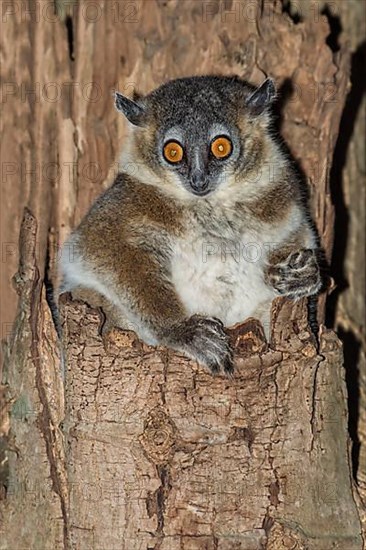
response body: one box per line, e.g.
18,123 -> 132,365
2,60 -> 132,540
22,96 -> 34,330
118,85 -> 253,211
190,188 -> 212,197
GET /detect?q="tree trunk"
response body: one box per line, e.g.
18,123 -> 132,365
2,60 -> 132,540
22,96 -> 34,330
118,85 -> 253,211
284,0 -> 366,515
1,0 -> 364,548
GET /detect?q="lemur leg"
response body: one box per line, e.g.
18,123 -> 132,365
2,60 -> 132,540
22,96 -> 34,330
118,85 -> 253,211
110,251 -> 234,375
265,248 -> 321,299
70,286 -> 133,335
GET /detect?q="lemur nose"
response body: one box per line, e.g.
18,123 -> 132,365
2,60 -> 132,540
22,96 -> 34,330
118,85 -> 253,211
190,171 -> 209,191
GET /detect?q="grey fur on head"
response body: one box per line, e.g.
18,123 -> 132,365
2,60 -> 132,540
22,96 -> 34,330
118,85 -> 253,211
114,76 -> 278,197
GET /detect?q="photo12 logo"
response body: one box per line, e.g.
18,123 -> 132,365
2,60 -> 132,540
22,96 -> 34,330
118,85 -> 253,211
2,2 -> 140,24
1,81 -> 102,104
202,241 -> 278,263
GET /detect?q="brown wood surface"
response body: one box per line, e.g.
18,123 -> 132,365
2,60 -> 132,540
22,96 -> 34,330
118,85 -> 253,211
1,1 -> 365,548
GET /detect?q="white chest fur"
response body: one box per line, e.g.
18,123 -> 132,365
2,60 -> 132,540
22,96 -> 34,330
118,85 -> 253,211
171,230 -> 275,328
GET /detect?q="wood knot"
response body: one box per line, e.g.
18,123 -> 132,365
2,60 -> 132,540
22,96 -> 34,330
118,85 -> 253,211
266,520 -> 306,549
139,407 -> 176,464
229,318 -> 267,357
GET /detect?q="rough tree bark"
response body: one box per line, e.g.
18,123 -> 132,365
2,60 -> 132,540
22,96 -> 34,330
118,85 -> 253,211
1,0 -> 365,548
286,0 -> 366,512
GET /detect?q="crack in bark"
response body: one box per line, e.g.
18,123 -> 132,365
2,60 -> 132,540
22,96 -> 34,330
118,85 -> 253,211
148,463 -> 172,549
310,352 -> 326,452
93,354 -> 103,407
157,349 -> 170,405
262,357 -> 281,546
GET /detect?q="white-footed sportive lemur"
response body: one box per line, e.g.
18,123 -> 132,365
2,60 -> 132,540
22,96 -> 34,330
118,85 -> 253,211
59,76 -> 321,375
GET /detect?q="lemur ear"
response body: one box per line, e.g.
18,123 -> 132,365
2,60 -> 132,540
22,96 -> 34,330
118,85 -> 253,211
246,78 -> 276,115
114,91 -> 146,126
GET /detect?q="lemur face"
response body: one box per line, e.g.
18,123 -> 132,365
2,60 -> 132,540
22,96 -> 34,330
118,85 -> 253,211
115,76 -> 276,198
155,117 -> 241,197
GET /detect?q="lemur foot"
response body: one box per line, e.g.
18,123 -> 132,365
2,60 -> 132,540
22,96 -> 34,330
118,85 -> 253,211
266,248 -> 321,299
167,315 -> 234,376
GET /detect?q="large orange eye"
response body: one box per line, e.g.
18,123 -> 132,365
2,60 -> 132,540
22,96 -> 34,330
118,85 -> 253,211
211,136 -> 232,159
163,141 -> 184,163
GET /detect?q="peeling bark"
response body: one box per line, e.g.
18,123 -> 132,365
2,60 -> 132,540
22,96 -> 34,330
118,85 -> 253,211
57,293 -> 363,549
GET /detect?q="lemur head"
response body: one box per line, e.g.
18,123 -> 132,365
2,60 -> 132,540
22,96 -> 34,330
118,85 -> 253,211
115,76 -> 277,199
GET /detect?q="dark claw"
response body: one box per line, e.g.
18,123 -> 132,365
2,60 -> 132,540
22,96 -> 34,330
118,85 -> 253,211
223,356 -> 235,376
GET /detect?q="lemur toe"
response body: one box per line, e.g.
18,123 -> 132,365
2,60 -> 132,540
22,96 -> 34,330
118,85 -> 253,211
168,315 -> 234,376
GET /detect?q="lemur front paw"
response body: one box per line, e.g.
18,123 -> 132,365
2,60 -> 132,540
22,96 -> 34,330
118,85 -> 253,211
168,315 -> 234,376
266,248 -> 321,299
